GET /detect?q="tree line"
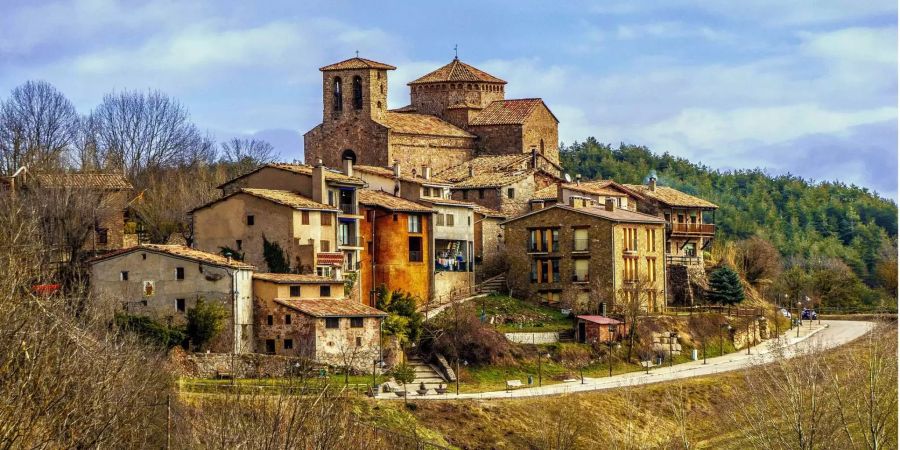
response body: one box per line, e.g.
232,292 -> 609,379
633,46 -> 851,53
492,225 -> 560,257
561,138 -> 898,308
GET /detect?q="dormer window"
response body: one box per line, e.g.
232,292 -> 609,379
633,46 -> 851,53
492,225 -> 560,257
333,77 -> 343,111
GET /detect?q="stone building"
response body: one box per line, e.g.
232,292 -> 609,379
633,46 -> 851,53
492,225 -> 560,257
88,244 -> 255,353
502,200 -> 667,314
357,189 -> 434,306
250,272 -> 347,355
473,204 -> 507,281
530,180 -> 643,212
303,56 -> 561,174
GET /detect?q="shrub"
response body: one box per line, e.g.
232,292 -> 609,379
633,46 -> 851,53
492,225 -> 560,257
262,236 -> 291,273
375,286 -> 423,345
114,313 -> 185,348
186,298 -> 227,351
421,303 -> 510,365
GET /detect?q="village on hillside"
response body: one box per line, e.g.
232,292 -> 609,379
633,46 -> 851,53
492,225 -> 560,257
2,56 -> 815,394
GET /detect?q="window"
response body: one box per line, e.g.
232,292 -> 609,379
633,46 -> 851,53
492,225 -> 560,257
333,77 -> 343,111
120,271 -> 129,281
265,339 -> 276,354
408,215 -> 421,233
540,138 -> 545,154
327,191 -> 335,206
247,215 -> 255,226
320,285 -> 332,297
531,258 -> 560,283
236,239 -> 242,250
267,315 -> 274,326
355,336 -> 362,347
176,298 -> 185,312
574,259 -> 589,282
96,228 -> 108,244
316,266 -> 333,277
408,236 -> 423,262
646,257 -> 658,282
623,257 -> 638,282
289,285 -> 301,297
393,214 -> 398,222
623,227 -> 638,252
176,267 -> 185,280
321,240 -> 330,252
462,190 -> 468,200
507,188 -> 515,199
436,214 -> 444,226
528,228 -> 559,252
573,228 -> 589,251
446,214 -> 454,226
302,211 -> 310,225
352,76 -> 363,109
321,212 -> 332,226
351,317 -> 364,328
645,229 -> 657,252
325,317 -> 340,329
285,314 -> 292,325
540,291 -> 561,305
478,189 -> 485,199
283,339 -> 293,350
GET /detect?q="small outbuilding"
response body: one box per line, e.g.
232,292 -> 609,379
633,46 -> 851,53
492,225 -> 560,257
576,315 -> 625,344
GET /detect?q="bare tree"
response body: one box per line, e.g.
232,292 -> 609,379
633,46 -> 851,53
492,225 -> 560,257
0,80 -> 80,174
219,137 -> 278,176
688,313 -> 722,363
613,275 -> 662,363
337,336 -> 364,385
89,89 -> 213,182
736,236 -> 782,288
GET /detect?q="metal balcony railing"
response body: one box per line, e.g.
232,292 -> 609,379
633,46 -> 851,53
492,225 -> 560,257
666,255 -> 703,266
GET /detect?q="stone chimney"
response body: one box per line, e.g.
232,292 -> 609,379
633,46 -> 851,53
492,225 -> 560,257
312,161 -> 326,204
468,165 -> 475,178
575,174 -> 582,185
422,165 -> 431,180
649,176 -> 657,192
530,147 -> 538,168
605,197 -> 616,211
392,160 -> 401,178
342,157 -> 353,177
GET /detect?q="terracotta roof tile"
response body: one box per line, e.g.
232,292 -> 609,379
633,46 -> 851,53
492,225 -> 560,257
473,205 -> 506,218
577,315 -> 623,325
253,273 -> 344,284
266,163 -> 366,185
192,188 -> 337,213
389,105 -> 417,113
88,245 -> 255,270
469,99 -> 550,126
357,189 -> 433,212
376,112 -> 474,138
436,154 -> 532,183
502,204 -> 666,226
353,165 -> 451,185
623,184 -> 718,209
532,184 -> 559,200
320,57 -> 396,71
275,299 -> 387,318
408,58 -> 506,85
420,197 -> 476,208
33,172 -> 132,190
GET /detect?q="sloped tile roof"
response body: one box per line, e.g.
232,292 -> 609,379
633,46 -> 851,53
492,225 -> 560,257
469,99 -> 550,126
376,112 -> 474,138
320,57 -> 396,71
532,184 -> 559,200
623,184 -> 718,209
353,164 -> 451,185
577,315 -> 623,325
420,197 -> 476,208
408,58 -> 506,85
267,163 -> 366,185
436,154 -> 532,182
192,188 -> 337,213
275,299 -> 388,318
474,204 -> 506,218
502,204 -> 666,226
389,104 -> 417,113
88,244 -> 255,270
253,273 -> 344,284
33,172 -> 132,190
357,189 -> 433,213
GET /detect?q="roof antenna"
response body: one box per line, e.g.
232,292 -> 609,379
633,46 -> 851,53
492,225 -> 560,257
454,44 -> 458,60
355,50 -> 359,58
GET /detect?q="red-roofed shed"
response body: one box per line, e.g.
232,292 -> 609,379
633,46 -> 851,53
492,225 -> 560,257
576,315 -> 626,344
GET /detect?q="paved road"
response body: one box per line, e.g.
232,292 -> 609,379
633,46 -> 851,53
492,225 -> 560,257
377,320 -> 873,400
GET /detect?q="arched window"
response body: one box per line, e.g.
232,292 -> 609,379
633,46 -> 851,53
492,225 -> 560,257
540,139 -> 545,154
352,76 -> 363,110
333,77 -> 343,111
376,101 -> 382,109
341,149 -> 357,164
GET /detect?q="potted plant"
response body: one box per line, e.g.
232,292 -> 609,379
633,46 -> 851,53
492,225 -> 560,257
416,381 -> 428,396
435,383 -> 447,395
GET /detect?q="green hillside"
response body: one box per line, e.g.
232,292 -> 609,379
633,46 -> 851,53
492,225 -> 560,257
560,138 -> 898,307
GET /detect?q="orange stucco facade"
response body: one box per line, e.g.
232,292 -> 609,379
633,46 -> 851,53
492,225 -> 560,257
359,206 -> 432,307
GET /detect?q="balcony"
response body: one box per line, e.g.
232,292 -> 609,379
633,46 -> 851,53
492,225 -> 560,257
338,203 -> 357,215
338,235 -> 360,248
436,259 -> 472,272
668,222 -> 716,236
572,239 -> 589,252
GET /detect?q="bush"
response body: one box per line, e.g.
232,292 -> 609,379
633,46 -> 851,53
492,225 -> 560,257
115,313 -> 185,348
186,298 -> 227,351
375,286 -> 423,345
421,303 -> 510,365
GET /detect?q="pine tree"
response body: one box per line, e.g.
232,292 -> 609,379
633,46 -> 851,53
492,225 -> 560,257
707,266 -> 745,305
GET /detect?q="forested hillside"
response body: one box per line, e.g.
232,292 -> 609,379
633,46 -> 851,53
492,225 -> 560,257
561,138 -> 898,307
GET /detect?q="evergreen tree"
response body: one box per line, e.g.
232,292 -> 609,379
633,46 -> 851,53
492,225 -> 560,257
707,266 -> 745,305
186,298 -> 227,351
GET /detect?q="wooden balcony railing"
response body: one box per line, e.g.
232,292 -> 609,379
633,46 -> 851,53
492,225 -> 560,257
668,222 -> 716,235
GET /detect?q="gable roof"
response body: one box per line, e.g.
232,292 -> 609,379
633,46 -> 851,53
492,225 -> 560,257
469,99 -> 558,126
191,188 -> 337,213
577,315 -> 623,325
275,299 -> 387,318
420,197 -> 476,208
501,204 -> 666,226
88,244 -> 255,270
320,57 -> 396,71
376,112 -> 474,138
408,58 -> 506,85
252,273 -> 344,284
32,172 -> 132,190
357,189 -> 433,213
217,163 -> 366,189
474,204 -> 506,218
563,180 -> 645,199
353,164 -> 451,186
623,184 -> 718,209
531,184 -> 559,201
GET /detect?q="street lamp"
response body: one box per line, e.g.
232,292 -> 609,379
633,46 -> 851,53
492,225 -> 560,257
669,331 -> 678,367
538,352 -> 550,387
784,294 -> 790,329
796,301 -> 802,338
720,323 -> 732,356
608,324 -> 617,377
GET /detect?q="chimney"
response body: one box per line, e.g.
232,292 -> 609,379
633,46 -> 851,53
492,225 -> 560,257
568,196 -> 582,208
342,157 -> 353,177
468,165 -> 474,178
605,197 -> 616,211
312,163 -> 326,204
392,160 -> 401,178
575,174 -> 582,185
649,176 -> 657,192
422,165 -> 431,180
530,147 -> 538,168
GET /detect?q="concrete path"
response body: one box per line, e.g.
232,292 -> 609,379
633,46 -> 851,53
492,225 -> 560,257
375,320 -> 873,400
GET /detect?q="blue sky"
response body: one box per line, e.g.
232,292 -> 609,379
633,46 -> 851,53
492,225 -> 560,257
2,0 -> 897,199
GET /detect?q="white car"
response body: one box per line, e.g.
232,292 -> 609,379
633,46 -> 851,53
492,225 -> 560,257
779,308 -> 792,318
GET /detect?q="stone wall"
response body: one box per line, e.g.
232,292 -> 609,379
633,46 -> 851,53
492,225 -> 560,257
476,215 -> 506,279
388,133 -> 474,174
504,332 -> 559,344
522,105 -> 560,166
434,270 -> 474,302
470,123 -> 522,156
176,351 -> 320,378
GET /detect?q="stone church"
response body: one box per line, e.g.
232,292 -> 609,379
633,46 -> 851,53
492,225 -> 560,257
303,56 -> 560,173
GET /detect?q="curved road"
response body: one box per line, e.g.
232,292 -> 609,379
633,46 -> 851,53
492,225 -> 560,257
377,320 -> 873,400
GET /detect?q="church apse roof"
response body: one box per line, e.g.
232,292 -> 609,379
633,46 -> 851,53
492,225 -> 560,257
320,57 -> 396,71
408,58 -> 506,85
469,98 -> 558,126
376,112 -> 474,138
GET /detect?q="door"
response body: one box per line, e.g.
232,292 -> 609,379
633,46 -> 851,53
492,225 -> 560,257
578,322 -> 586,343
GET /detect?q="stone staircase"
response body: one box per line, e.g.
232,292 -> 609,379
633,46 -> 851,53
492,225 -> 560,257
476,274 -> 506,295
405,354 -> 447,392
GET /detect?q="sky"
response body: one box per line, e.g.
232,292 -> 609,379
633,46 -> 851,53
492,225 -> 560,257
1,0 -> 897,199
